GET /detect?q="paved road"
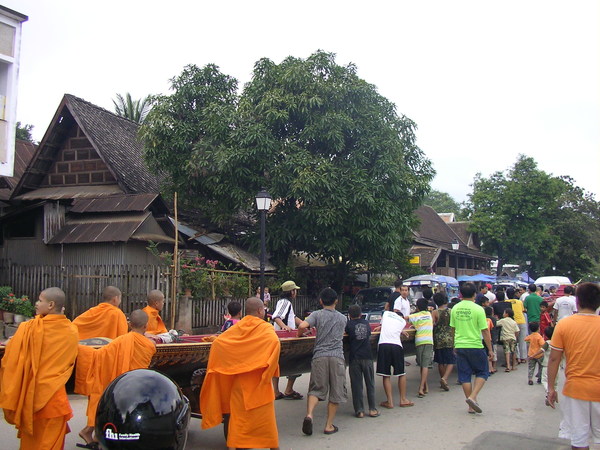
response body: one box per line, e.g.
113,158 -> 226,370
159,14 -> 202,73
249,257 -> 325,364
1,354 -> 571,449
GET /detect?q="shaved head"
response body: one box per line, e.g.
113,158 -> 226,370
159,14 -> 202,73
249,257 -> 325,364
41,287 -> 66,313
102,286 -> 122,303
147,290 -> 165,305
245,297 -> 264,318
129,309 -> 149,330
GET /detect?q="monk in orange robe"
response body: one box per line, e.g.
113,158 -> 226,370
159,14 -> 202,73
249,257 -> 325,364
201,297 -> 281,450
73,286 -> 128,340
73,285 -> 128,446
142,289 -> 174,343
0,287 -> 79,450
77,309 -> 156,446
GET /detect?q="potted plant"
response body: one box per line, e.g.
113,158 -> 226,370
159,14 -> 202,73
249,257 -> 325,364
0,293 -> 16,323
14,295 -> 35,323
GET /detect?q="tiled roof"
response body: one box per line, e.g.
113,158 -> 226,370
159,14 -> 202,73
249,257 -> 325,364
65,94 -> 158,194
12,94 -> 158,199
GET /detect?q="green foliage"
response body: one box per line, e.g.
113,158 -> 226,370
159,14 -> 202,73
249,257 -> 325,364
423,190 -> 464,218
0,286 -> 13,300
465,155 -> 600,279
16,122 -> 35,143
13,296 -> 34,317
113,93 -> 152,123
0,292 -> 15,312
141,52 -> 435,290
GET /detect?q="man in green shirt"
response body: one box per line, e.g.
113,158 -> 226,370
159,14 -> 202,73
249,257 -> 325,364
523,283 -> 543,324
450,283 -> 493,414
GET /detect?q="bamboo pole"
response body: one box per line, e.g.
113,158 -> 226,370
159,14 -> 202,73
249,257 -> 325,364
170,192 -> 179,329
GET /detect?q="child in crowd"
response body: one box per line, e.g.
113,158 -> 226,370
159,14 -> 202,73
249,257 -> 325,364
408,298 -> 434,397
485,306 -> 498,374
221,301 -> 242,332
345,305 -> 379,418
525,322 -> 545,385
539,301 -> 552,340
533,326 -> 557,404
496,308 -> 519,372
374,310 -> 414,409
433,292 -> 455,391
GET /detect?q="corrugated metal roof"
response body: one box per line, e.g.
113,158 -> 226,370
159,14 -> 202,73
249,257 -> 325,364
208,241 -> 276,272
70,193 -> 158,213
14,185 -> 123,200
48,212 -> 150,244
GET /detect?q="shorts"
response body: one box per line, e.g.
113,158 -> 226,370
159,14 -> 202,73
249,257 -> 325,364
376,344 -> 405,377
415,344 -> 434,369
502,339 -> 516,354
308,357 -> 347,404
560,395 -> 600,447
455,348 -> 489,384
434,347 -> 456,365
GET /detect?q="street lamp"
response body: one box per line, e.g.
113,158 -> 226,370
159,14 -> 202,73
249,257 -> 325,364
451,239 -> 459,278
255,189 -> 272,306
526,260 -> 531,283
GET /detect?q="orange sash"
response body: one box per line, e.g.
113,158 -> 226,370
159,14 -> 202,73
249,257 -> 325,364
73,302 -> 128,339
142,305 -> 168,334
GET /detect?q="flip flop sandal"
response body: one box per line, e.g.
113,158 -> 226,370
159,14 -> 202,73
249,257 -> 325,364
465,398 -> 482,413
368,410 -> 380,417
324,425 -> 339,435
355,411 -> 364,418
399,401 -> 414,407
379,401 -> 394,409
275,392 -> 285,400
417,392 -> 425,398
302,416 -> 313,435
76,443 -> 99,450
440,379 -> 449,391
283,391 -> 304,400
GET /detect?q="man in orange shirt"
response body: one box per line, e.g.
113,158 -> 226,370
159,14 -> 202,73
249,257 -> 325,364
142,290 -> 174,343
73,286 -> 128,339
77,309 -> 157,447
201,297 -> 280,450
0,287 -> 79,450
547,282 -> 600,449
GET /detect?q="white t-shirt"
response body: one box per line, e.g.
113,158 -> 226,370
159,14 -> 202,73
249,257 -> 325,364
553,295 -> 577,322
393,296 -> 411,318
273,298 -> 296,330
485,291 -> 497,303
378,311 -> 406,347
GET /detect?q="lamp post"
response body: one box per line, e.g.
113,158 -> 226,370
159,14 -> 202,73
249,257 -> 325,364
451,239 -> 459,279
526,260 -> 531,283
255,189 -> 272,305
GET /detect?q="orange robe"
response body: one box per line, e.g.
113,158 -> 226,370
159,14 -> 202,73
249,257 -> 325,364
200,315 -> 280,449
73,302 -> 128,340
82,332 -> 156,427
73,302 -> 128,395
0,314 -> 79,449
142,305 -> 168,334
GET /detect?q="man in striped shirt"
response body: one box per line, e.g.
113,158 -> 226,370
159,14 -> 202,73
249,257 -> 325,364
408,298 -> 434,398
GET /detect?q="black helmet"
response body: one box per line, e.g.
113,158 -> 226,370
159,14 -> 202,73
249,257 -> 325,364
95,369 -> 191,450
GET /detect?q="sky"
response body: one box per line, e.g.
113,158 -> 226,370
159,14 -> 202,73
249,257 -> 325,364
8,0 -> 599,202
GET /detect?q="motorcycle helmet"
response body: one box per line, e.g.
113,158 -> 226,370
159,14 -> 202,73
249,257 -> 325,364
95,369 -> 191,450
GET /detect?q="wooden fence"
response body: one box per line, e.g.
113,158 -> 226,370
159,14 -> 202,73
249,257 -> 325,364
0,261 -> 172,320
191,294 -> 318,329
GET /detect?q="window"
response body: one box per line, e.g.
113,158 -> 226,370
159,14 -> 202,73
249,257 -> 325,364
5,210 -> 36,238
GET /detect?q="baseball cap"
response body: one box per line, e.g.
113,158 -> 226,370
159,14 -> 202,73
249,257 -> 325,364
281,280 -> 300,292
486,283 -> 492,290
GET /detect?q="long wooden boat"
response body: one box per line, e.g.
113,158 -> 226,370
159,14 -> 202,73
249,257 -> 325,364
0,325 -> 416,416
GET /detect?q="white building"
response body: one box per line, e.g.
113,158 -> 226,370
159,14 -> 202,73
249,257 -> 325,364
0,5 -> 28,177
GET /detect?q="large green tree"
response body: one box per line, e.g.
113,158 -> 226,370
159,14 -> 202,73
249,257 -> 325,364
466,156 -> 600,280
16,121 -> 35,142
140,52 -> 434,289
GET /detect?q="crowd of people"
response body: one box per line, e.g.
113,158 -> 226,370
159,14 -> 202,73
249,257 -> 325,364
0,278 -> 598,450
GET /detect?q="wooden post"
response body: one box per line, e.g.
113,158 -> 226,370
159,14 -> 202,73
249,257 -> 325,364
170,192 -> 179,330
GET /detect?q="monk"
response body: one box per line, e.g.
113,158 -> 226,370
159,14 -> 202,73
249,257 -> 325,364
73,286 -> 128,339
0,287 -> 79,450
77,309 -> 157,447
143,289 -> 174,343
201,297 -> 281,450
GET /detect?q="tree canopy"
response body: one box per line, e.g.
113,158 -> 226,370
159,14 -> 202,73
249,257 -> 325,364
423,190 -> 463,217
16,122 -> 35,143
140,51 -> 435,288
465,155 -> 600,279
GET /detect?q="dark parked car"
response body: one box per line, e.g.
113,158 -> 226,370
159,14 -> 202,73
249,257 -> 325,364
350,286 -> 395,324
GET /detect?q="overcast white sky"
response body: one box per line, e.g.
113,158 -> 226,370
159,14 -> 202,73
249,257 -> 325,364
8,0 -> 599,202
